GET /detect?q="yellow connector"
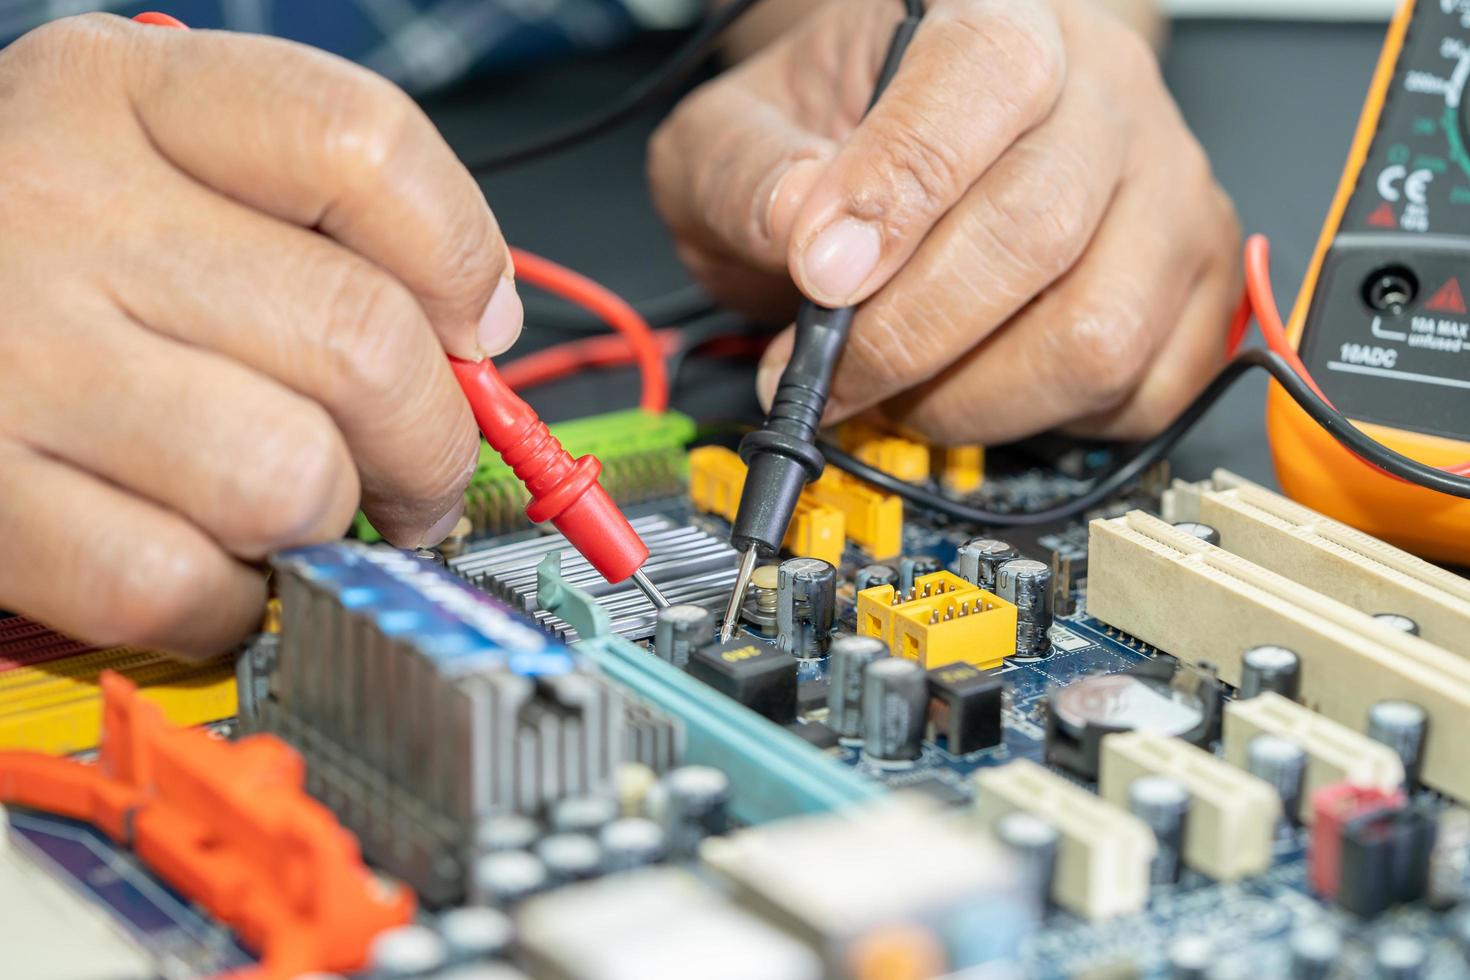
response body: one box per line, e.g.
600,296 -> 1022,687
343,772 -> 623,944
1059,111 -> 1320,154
856,570 -> 1017,669
806,471 -> 903,560
839,421 -> 930,483
0,646 -> 237,754
688,446 -> 844,565
934,445 -> 984,494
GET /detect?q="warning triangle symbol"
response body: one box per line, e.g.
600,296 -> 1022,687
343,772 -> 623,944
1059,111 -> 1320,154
1425,276 -> 1467,314
1367,202 -> 1398,228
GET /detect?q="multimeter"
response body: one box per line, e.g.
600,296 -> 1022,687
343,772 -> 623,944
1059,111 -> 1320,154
1268,0 -> 1470,565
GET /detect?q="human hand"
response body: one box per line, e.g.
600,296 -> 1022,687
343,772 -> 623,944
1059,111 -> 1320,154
0,15 -> 521,656
649,0 -> 1240,445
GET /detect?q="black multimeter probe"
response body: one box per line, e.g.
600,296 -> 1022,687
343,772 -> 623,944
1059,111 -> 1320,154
720,3 -> 925,641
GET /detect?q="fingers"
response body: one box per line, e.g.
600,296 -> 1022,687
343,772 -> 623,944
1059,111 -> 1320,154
875,152 -> 1237,444
785,0 -> 1065,306
106,14 -> 518,359
12,301 -> 361,560
105,174 -> 480,548
757,70 -> 1127,417
0,441 -> 265,659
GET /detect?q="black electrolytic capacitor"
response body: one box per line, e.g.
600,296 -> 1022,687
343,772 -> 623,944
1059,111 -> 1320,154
647,765 -> 731,858
776,557 -> 836,660
437,907 -> 513,962
955,538 -> 1018,590
997,558 -> 1053,660
472,850 -> 549,907
550,795 -> 621,837
1373,934 -> 1428,980
1288,923 -> 1342,980
1239,645 -> 1301,701
599,817 -> 668,873
476,814 -> 540,855
995,810 -> 1058,911
1129,775 -> 1191,885
1367,699 -> 1429,788
861,657 -> 928,765
369,924 -> 448,978
827,635 -> 889,742
1337,804 -> 1436,918
854,563 -> 899,593
1247,733 -> 1307,825
534,833 -> 603,884
654,604 -> 714,669
1373,612 -> 1421,636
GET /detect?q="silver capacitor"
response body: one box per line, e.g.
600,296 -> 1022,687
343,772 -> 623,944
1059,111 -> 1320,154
995,811 -> 1058,911
1167,936 -> 1213,980
534,833 -> 603,884
860,658 -> 928,766
472,850 -> 549,907
475,813 -> 540,854
1239,645 -> 1301,701
1247,733 -> 1307,825
653,604 -> 714,669
956,538 -> 1018,590
1374,934 -> 1427,980
776,557 -> 836,660
1129,775 -> 1191,885
827,635 -> 889,743
647,765 -> 731,858
1374,612 -> 1421,636
599,817 -> 668,873
369,924 -> 448,977
550,795 -> 621,836
1367,699 -> 1429,788
854,563 -> 899,593
997,558 -> 1053,660
1172,521 -> 1222,546
437,907 -> 513,962
1289,923 -> 1342,980
899,555 -> 943,593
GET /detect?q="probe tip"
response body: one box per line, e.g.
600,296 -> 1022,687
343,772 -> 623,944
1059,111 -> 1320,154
631,567 -> 671,610
720,546 -> 760,642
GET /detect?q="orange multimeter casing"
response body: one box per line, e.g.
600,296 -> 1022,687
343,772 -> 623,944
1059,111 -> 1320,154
1268,0 -> 1470,564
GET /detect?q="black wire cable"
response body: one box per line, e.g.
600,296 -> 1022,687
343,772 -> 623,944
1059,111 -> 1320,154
464,0 -> 764,175
820,348 -> 1470,528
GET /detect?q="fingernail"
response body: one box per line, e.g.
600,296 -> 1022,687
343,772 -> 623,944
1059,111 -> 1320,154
797,218 -> 882,305
756,362 -> 781,411
418,499 -> 466,549
477,276 -> 523,356
765,159 -> 826,246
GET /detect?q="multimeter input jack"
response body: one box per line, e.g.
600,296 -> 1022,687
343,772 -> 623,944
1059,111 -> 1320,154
1361,265 -> 1418,315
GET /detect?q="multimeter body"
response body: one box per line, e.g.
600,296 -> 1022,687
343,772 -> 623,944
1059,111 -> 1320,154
1268,0 -> 1470,564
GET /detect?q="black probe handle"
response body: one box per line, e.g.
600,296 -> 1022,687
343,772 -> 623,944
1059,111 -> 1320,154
729,13 -> 921,557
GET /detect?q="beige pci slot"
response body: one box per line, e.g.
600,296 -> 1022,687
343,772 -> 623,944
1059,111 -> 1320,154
1087,511 -> 1470,804
1099,731 -> 1279,881
1162,470 -> 1470,656
973,759 -> 1154,920
1222,692 -> 1403,823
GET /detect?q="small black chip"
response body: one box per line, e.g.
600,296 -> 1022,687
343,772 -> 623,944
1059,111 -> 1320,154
786,720 -> 840,750
926,662 -> 1003,755
689,639 -> 797,723
798,679 -> 828,712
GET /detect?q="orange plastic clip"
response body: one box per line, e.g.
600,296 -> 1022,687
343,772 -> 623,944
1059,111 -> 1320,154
0,672 -> 412,978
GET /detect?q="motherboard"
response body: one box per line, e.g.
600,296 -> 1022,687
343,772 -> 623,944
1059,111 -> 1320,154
3,410 -> 1470,980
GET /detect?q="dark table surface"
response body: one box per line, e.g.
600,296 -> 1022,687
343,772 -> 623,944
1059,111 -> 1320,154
423,19 -> 1390,489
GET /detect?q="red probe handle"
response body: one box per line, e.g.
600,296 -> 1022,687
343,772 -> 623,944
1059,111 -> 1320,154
450,357 -> 649,583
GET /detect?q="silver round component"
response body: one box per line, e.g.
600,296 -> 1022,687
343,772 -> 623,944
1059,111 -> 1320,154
1167,935 -> 1214,979
1367,699 -> 1429,787
860,657 -> 928,766
854,564 -> 899,593
647,765 -> 731,857
996,558 -> 1053,659
1172,521 -> 1222,546
1051,673 -> 1205,741
534,833 -> 602,883
599,817 -> 668,873
995,811 -> 1058,909
1239,645 -> 1301,701
1288,922 -> 1342,979
472,850 -> 549,907
1373,612 -> 1421,636
1247,734 -> 1307,824
1129,775 -> 1191,885
956,538 -> 1018,590
369,924 -> 448,977
777,558 -> 836,660
1374,933 -> 1427,979
827,635 -> 889,742
550,795 -> 621,836
476,813 -> 540,854
437,906 -> 513,961
654,604 -> 714,669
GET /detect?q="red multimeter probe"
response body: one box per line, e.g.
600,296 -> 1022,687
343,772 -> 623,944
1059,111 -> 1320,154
132,12 -> 668,599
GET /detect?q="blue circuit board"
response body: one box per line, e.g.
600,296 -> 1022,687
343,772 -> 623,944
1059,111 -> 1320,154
6,809 -> 255,975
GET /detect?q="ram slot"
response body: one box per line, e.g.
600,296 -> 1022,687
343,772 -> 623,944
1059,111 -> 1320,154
973,759 -> 1154,920
1163,470 -> 1470,656
1087,511 -> 1470,803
